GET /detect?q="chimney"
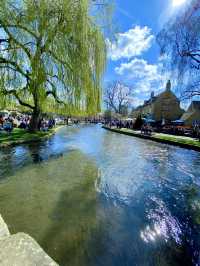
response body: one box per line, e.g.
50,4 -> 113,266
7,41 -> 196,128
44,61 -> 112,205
166,80 -> 171,91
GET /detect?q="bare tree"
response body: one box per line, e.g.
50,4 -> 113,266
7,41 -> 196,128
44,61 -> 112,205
104,81 -> 133,115
157,0 -> 200,99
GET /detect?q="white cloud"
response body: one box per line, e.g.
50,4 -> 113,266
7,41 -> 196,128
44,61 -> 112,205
106,26 -> 154,61
132,97 -> 144,107
115,58 -> 158,79
115,58 -> 168,97
106,26 -> 172,108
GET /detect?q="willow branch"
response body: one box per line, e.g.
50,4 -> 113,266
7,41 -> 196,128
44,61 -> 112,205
46,79 -> 65,104
47,49 -> 73,72
1,24 -> 38,40
0,57 -> 29,79
0,19 -> 32,59
2,88 -> 34,109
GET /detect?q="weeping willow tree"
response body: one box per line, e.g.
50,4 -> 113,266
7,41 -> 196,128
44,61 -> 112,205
0,0 -> 107,131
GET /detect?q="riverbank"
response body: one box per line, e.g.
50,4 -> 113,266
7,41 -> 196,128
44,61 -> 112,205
0,126 -> 64,148
102,126 -> 200,152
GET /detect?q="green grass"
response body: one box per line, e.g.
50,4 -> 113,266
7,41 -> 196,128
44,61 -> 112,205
0,128 -> 55,147
105,127 -> 200,149
154,134 -> 200,148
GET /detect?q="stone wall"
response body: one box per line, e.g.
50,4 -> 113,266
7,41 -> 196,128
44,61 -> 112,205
0,214 -> 58,266
181,101 -> 200,126
132,89 -> 184,122
152,90 -> 184,121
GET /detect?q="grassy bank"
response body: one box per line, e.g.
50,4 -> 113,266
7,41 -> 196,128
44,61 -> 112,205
102,126 -> 200,151
154,133 -> 200,148
0,126 -> 63,148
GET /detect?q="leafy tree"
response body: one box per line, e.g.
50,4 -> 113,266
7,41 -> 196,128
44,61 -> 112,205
157,0 -> 200,99
133,115 -> 143,130
104,81 -> 133,115
0,0 -> 106,131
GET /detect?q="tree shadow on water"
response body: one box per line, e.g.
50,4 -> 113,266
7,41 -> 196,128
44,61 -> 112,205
40,161 -> 105,266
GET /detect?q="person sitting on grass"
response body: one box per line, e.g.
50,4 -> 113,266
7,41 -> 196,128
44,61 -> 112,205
147,125 -> 153,136
141,124 -> 152,136
0,115 -> 4,131
19,119 -> 26,129
40,119 -> 49,132
48,118 -> 55,129
3,119 -> 13,133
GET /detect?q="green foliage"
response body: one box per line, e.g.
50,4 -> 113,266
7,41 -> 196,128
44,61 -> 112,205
0,0 -> 107,116
91,0 -> 115,37
133,116 -> 143,129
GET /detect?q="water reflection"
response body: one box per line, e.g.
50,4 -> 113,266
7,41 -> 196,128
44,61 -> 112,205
142,196 -> 182,244
41,153 -> 100,265
0,149 -> 102,265
0,125 -> 200,266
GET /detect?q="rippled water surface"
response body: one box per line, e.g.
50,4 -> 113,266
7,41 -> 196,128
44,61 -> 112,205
0,125 -> 200,266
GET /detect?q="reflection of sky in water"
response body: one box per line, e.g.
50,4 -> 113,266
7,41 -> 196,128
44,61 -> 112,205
0,125 -> 200,265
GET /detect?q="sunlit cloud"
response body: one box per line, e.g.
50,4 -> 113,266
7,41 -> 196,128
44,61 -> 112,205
172,0 -> 187,7
106,26 -> 154,61
115,58 -> 168,98
115,58 -> 158,78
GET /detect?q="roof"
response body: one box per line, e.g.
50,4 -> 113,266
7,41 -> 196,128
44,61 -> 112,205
134,89 -> 178,110
190,101 -> 200,111
181,102 -> 200,122
182,101 -> 200,119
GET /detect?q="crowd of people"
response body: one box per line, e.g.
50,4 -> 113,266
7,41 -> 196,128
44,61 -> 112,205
141,124 -> 153,136
0,115 -> 14,133
0,113 -> 56,133
1,111 -> 200,141
104,118 -> 200,140
105,119 -> 134,129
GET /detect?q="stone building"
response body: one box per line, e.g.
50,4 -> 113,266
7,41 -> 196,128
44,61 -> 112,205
132,80 -> 184,122
181,101 -> 200,126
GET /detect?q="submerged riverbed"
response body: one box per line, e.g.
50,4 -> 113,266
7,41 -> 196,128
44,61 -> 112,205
0,125 -> 200,266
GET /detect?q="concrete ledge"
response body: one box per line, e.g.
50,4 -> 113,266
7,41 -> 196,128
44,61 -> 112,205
0,215 -> 58,266
0,215 -> 10,240
102,126 -> 200,152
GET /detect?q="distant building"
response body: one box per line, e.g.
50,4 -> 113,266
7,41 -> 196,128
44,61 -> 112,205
181,101 -> 200,126
132,80 -> 184,122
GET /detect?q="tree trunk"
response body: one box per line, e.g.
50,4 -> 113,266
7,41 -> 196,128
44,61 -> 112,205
66,117 -> 69,125
29,108 -> 41,132
29,81 -> 41,132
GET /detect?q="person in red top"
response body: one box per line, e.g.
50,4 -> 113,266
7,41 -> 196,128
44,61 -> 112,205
0,115 -> 4,127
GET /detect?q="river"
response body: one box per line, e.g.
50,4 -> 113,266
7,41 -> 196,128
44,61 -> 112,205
0,124 -> 200,266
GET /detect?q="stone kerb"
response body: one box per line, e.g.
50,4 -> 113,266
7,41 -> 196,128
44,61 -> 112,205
0,214 -> 58,266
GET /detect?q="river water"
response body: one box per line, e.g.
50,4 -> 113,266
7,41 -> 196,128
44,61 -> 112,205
0,125 -> 200,266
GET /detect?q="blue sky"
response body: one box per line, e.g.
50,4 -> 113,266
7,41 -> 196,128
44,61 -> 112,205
104,0 -> 186,107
